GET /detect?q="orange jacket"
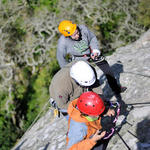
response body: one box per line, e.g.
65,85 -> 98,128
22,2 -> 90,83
66,99 -> 102,150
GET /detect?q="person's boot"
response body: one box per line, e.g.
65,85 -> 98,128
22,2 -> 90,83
120,86 -> 127,93
115,86 -> 127,101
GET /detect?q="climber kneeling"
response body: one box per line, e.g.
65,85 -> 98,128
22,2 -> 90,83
66,91 -> 118,150
49,60 -> 103,117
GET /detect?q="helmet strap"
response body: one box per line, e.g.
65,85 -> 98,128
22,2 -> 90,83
69,26 -> 82,41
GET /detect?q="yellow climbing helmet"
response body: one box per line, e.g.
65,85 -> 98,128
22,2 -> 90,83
58,20 -> 77,37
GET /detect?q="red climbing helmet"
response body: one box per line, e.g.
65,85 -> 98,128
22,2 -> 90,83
77,91 -> 105,116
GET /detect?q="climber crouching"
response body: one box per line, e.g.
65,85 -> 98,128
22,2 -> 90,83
66,91 -> 120,150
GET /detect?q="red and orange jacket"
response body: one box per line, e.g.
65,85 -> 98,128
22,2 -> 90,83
66,98 -> 102,150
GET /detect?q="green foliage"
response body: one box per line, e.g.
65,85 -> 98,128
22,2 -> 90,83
0,92 -> 9,111
41,31 -> 50,38
23,59 -> 59,131
137,0 -> 150,28
100,21 -> 116,40
14,83 -> 27,99
101,0 -> 116,4
2,0 -> 8,4
0,75 -> 2,83
100,12 -> 125,40
13,67 -> 31,100
0,113 -> 19,150
22,66 -> 32,79
11,17 -> 26,40
1,0 -> 148,148
0,58 -> 60,148
84,16 -> 93,27
4,17 -> 26,56
26,0 -> 59,13
17,0 -> 23,5
98,12 -> 128,53
2,11 -> 26,39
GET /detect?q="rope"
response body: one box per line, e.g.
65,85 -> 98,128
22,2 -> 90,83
123,71 -> 150,78
114,61 -> 150,78
17,101 -> 50,142
26,101 -> 50,133
116,131 -> 131,150
127,102 -> 150,106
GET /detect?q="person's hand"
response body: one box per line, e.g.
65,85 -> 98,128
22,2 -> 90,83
90,49 -> 101,60
91,52 -> 98,60
106,109 -> 115,117
91,130 -> 106,142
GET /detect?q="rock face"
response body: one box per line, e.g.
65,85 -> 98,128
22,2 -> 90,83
12,30 -> 150,150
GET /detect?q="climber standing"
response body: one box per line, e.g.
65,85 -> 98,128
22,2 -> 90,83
49,60 -> 103,116
57,20 -> 127,97
66,91 -> 115,150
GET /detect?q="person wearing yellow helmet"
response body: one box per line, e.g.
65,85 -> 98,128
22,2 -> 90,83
57,20 -> 127,98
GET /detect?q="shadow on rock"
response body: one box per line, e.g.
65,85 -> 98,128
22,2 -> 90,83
136,118 -> 150,150
98,61 -> 128,115
43,142 -> 50,150
99,61 -> 124,100
14,139 -> 27,150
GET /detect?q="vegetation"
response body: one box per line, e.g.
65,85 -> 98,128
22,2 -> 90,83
0,0 -> 149,149
26,0 -> 59,14
0,113 -> 19,150
137,0 -> 150,28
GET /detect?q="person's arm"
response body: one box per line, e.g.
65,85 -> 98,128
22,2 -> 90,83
49,80 -> 71,110
67,120 -> 106,150
81,25 -> 100,52
67,121 -> 96,150
81,25 -> 101,60
57,36 -> 68,68
105,109 -> 115,117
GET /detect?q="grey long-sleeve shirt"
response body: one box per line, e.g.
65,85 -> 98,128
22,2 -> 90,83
57,25 -> 100,68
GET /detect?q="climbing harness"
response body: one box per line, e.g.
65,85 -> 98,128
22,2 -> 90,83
49,98 -> 60,118
49,98 -> 68,117
65,53 -> 91,62
89,55 -> 106,64
65,45 -> 106,64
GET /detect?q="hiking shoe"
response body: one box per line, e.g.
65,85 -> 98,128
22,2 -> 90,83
126,104 -> 134,111
120,86 -> 127,93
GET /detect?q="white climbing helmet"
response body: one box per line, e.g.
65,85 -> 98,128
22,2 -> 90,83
70,61 -> 96,86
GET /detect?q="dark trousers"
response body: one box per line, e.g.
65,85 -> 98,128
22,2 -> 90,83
95,60 -> 121,95
92,139 -> 109,150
